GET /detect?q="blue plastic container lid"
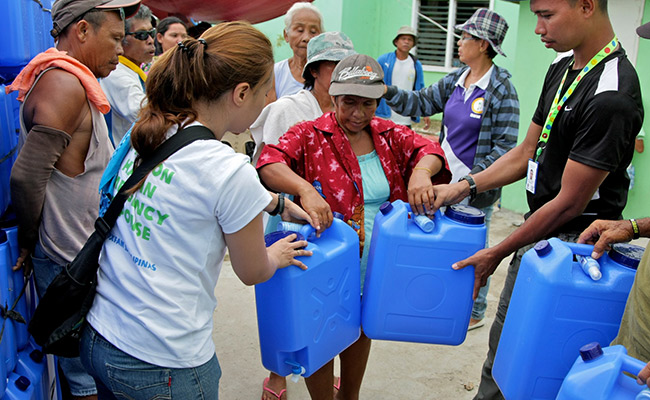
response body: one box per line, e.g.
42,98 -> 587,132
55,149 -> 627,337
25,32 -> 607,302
579,342 -> 604,361
379,201 -> 393,215
332,212 -> 344,220
264,231 -> 305,248
444,204 -> 485,225
29,349 -> 44,363
534,240 -> 552,257
608,243 -> 645,270
15,376 -> 30,391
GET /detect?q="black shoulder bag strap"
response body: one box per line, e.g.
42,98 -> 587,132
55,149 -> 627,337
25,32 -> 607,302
67,125 -> 216,284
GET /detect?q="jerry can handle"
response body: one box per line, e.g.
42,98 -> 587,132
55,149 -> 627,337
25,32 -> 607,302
623,356 -> 648,379
564,241 -> 596,257
299,223 -> 317,239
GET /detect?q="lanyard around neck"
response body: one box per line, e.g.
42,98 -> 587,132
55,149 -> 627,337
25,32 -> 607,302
534,37 -> 618,162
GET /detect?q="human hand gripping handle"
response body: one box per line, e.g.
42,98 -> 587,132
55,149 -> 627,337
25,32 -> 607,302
452,247 -> 504,299
408,167 -> 436,216
266,233 -> 312,271
637,361 -> 650,388
577,219 -> 635,259
280,196 -> 315,229
408,155 -> 444,216
297,186 -> 332,235
13,248 -> 33,274
430,180 -> 473,214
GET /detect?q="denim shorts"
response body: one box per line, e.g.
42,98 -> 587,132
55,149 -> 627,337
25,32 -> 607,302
80,324 -> 222,399
31,243 -> 98,397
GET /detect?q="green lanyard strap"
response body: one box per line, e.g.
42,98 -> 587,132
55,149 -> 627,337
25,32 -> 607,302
535,37 -> 618,161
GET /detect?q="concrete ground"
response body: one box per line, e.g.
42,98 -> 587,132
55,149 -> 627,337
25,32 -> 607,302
212,207 -> 525,399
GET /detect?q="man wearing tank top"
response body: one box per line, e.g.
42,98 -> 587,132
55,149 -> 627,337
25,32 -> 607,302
428,1 -> 643,399
7,0 -> 140,399
376,25 -> 430,129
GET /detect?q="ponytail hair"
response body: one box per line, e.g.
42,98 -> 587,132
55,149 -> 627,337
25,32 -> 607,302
131,21 -> 273,160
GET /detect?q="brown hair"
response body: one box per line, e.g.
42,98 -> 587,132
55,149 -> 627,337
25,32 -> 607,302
131,21 -> 273,160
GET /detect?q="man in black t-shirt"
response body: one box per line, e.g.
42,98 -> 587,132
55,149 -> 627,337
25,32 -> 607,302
428,0 -> 643,399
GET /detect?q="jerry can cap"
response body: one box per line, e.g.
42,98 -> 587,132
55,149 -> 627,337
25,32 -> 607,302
579,342 -> 604,361
379,201 -> 393,215
534,240 -> 552,257
29,349 -> 44,363
15,376 -> 31,391
444,204 -> 485,225
608,243 -> 645,270
264,231 -> 306,248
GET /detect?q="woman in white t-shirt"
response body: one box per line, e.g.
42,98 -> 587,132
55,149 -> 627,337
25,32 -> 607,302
79,22 -> 313,400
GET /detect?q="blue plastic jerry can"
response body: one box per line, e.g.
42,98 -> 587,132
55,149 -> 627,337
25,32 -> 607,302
0,230 -> 17,375
255,217 -> 360,378
361,200 -> 486,345
557,342 -> 650,400
0,213 -> 29,351
0,86 -> 19,216
493,239 -> 642,400
0,0 -> 54,83
15,347 -> 47,400
2,372 -> 34,400
0,210 -> 29,351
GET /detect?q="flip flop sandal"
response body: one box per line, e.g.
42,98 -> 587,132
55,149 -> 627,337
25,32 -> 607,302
262,377 -> 287,400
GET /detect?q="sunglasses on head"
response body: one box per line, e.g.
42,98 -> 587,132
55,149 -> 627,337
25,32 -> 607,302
127,29 -> 155,41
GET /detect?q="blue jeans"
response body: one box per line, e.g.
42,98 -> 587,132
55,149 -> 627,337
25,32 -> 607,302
80,324 -> 222,399
31,243 -> 98,397
471,205 -> 493,320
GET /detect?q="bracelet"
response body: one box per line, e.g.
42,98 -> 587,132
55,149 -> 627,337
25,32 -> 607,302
460,175 -> 477,202
630,218 -> 640,240
414,166 -> 433,176
269,193 -> 285,216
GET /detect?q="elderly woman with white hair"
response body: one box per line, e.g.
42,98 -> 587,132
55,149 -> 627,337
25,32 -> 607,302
267,2 -> 324,103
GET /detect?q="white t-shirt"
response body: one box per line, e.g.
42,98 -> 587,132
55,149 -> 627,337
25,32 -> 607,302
390,56 -> 416,125
87,122 -> 272,368
274,58 -> 304,99
100,62 -> 146,144
250,89 -> 322,164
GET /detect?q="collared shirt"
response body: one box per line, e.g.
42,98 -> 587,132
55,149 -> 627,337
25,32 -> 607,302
455,64 -> 494,102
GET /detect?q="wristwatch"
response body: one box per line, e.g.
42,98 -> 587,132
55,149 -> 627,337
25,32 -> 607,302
269,193 -> 285,216
459,175 -> 477,202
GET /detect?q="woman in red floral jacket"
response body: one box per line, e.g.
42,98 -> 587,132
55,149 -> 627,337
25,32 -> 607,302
257,54 -> 450,400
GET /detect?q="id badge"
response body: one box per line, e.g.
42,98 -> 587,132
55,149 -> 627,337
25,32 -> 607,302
526,159 -> 538,194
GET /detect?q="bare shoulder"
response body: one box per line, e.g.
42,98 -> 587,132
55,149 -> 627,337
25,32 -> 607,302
24,69 -> 89,134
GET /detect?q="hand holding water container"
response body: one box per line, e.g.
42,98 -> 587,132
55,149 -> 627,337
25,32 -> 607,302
493,239 -> 643,400
361,200 -> 486,345
557,342 -> 650,400
255,216 -> 360,378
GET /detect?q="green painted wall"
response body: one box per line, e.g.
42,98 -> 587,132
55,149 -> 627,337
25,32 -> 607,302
496,1 -> 558,214
623,4 -> 650,219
